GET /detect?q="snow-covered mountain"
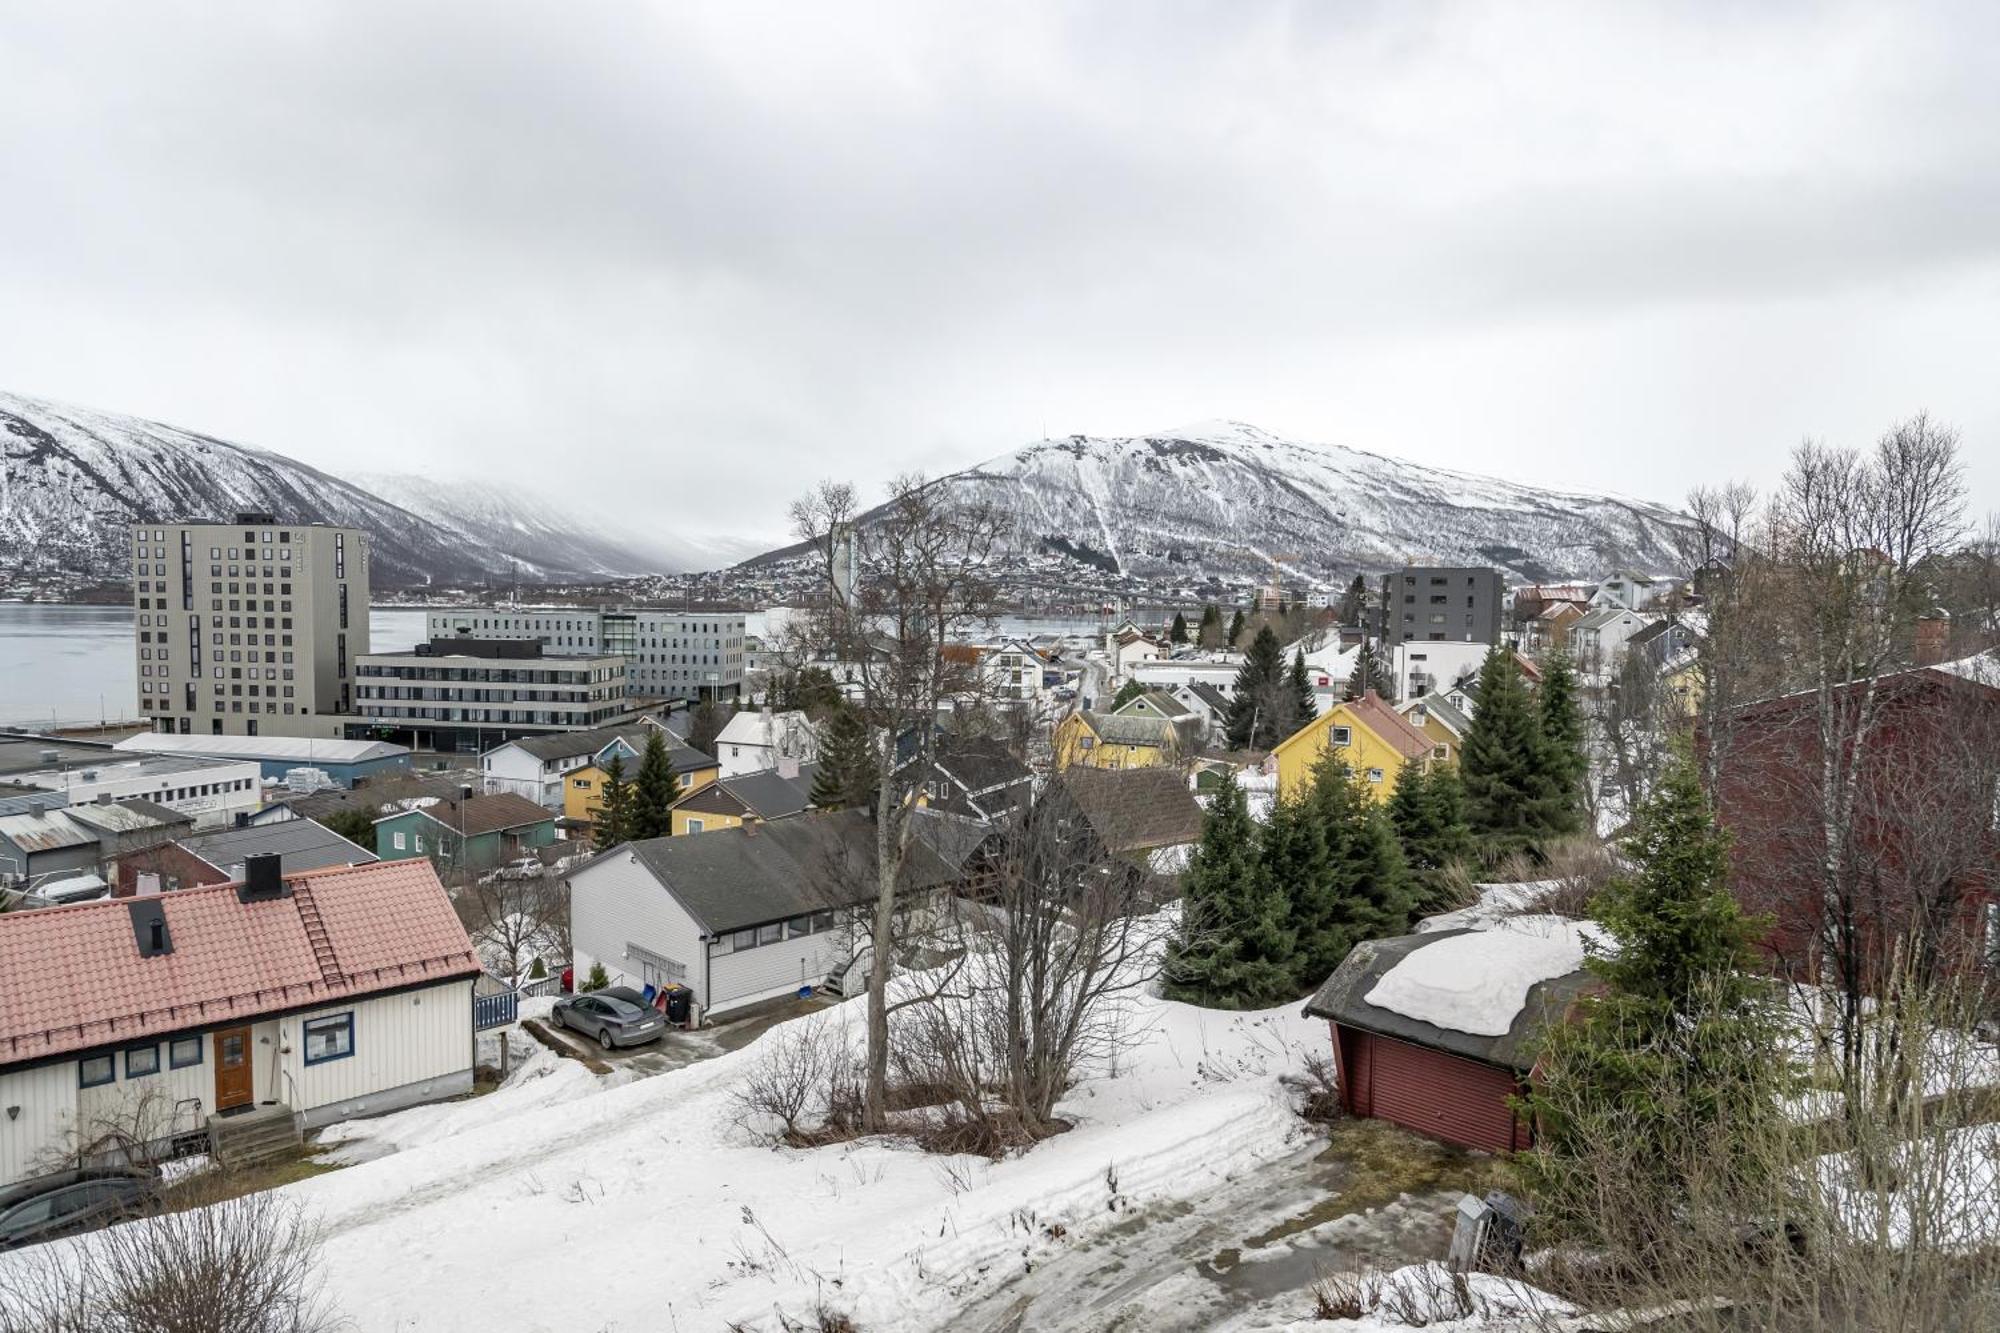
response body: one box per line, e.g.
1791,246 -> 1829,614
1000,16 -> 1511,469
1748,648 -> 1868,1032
752,421 -> 1693,585
345,473 -> 757,580
0,391 -> 689,587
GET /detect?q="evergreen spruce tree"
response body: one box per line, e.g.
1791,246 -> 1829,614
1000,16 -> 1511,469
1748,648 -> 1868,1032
1343,641 -> 1390,701
1458,648 -> 1564,860
1111,679 -> 1147,711
1536,652 -> 1588,835
1338,574 -> 1368,626
1170,611 -> 1190,645
1286,751 -> 1415,987
592,753 -> 632,851
1226,608 -> 1246,648
1520,745 -> 1781,1239
687,699 -> 725,757
1389,763 -> 1473,908
628,730 -> 681,840
1288,650 -> 1316,731
1198,603 -> 1222,648
810,705 -> 874,810
1224,625 -> 1287,749
1165,772 -> 1298,1007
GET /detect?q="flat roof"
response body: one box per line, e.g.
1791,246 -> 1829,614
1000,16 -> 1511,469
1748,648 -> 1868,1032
355,650 -> 623,665
113,733 -> 409,765
8,754 -> 256,789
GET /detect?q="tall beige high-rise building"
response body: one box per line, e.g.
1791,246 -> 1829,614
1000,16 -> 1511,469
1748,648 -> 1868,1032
132,513 -> 370,739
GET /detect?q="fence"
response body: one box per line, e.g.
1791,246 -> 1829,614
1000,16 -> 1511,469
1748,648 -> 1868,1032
472,989 -> 520,1031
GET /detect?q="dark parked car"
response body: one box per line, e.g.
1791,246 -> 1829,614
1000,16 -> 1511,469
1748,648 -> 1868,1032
551,989 -> 666,1049
0,1168 -> 159,1251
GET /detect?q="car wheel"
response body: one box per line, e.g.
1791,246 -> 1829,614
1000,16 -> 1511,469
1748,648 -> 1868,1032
597,1028 -> 614,1050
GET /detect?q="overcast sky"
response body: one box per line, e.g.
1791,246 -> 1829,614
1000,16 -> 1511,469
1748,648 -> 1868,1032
4,1 -> 1997,549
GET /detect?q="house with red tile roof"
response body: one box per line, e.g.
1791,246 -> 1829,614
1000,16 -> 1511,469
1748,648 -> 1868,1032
0,855 -> 481,1186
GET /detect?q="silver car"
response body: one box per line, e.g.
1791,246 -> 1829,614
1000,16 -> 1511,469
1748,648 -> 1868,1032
551,990 -> 666,1049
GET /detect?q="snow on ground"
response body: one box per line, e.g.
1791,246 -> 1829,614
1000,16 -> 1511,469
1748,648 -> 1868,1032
1366,916 -> 1593,1037
1818,1122 -> 2000,1251
1234,1262 -> 1574,1331
1415,881 -> 1561,934
12,984 -> 1327,1331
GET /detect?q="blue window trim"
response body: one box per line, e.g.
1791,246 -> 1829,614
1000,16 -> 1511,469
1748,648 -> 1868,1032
169,1035 -> 204,1069
123,1044 -> 161,1079
79,1054 -> 115,1088
302,1012 -> 355,1066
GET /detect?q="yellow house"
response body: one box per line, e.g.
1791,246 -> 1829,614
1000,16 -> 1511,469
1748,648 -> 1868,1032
1662,657 -> 1704,718
1053,710 -> 1183,771
564,751 -> 720,828
1272,690 -> 1435,802
669,762 -> 818,836
1395,693 -> 1470,766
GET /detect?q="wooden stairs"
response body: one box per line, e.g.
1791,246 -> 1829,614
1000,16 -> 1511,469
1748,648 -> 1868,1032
208,1103 -> 302,1170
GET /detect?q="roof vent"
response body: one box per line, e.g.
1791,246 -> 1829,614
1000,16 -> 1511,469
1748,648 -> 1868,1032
128,898 -> 173,958
238,852 -> 288,903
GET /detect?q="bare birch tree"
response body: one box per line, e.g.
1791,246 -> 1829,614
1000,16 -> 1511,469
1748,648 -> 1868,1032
787,476 -> 1004,1130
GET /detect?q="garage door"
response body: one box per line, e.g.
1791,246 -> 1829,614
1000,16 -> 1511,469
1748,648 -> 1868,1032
1363,1032 -> 1525,1154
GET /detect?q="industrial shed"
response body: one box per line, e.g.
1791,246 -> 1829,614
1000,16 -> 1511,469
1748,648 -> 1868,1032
1303,921 -> 1597,1154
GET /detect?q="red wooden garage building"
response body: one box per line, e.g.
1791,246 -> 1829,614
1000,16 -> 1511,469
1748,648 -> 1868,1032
1304,926 -> 1595,1154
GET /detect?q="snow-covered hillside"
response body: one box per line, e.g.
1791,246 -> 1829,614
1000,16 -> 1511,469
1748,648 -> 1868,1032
0,391 -> 687,586
754,421 -> 1693,584
346,472 -> 756,579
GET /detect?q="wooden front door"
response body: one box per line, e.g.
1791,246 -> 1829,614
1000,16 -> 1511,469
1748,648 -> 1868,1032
213,1027 -> 254,1112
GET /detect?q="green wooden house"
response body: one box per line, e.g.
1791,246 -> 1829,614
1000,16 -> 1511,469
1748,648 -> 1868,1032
373,792 -> 557,873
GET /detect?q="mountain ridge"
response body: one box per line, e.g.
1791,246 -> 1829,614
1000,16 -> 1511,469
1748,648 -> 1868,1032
746,420 -> 1693,586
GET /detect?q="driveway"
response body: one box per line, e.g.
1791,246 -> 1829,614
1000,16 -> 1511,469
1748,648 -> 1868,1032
530,994 -> 835,1079
956,1121 -> 1503,1333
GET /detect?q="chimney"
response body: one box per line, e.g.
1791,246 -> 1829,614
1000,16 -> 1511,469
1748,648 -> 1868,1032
238,853 -> 287,903
96,792 -> 112,805
777,755 -> 800,780
1914,612 -> 1950,668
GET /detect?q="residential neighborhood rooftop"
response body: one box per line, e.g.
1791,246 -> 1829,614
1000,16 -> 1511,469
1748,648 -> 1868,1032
0,859 -> 480,1065
177,818 -> 380,876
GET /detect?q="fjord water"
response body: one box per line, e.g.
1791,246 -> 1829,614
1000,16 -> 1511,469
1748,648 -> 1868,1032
0,604 -> 430,729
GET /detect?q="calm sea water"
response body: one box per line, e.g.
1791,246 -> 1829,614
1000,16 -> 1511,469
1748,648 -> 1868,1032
0,604 -> 429,729
0,604 -> 1128,728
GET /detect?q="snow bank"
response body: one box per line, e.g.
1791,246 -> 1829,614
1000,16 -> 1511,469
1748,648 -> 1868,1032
1817,1123 -> 2000,1251
1366,916 -> 1592,1037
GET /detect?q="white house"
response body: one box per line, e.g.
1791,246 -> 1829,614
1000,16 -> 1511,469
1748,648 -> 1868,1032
481,721 -> 710,809
0,856 -> 480,1187
1589,571 -> 1665,611
1105,623 -> 1164,680
713,709 -> 820,778
976,638 -> 1049,707
1569,607 -> 1658,684
566,810 -> 955,1020
1131,656 -> 1243,694
1393,640 -> 1492,704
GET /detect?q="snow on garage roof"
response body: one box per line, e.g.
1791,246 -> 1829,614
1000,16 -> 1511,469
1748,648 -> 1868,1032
1363,916 -> 1597,1038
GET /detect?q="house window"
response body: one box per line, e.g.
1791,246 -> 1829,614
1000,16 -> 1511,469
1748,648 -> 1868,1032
687,818 -> 704,834
786,914 -> 813,938
730,928 -> 758,951
758,923 -> 783,946
169,1036 -> 203,1069
79,1055 -> 115,1088
1433,745 -> 1450,760
125,1044 -> 161,1079
1330,726 -> 1351,746
393,831 -> 407,850
414,834 -> 425,854
1367,768 -> 1385,783
302,1013 -> 355,1065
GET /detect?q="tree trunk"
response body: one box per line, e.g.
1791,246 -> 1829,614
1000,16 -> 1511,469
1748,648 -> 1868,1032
864,730 -> 896,1131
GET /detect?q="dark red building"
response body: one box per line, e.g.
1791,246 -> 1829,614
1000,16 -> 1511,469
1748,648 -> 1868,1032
1710,655 -> 2000,988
